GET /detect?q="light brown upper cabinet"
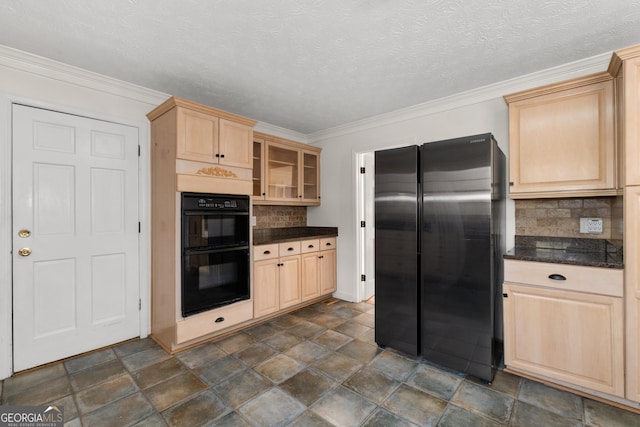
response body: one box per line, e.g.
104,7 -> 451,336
253,132 -> 321,206
152,97 -> 255,169
504,72 -> 617,198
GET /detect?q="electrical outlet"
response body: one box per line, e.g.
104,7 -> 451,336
579,218 -> 603,234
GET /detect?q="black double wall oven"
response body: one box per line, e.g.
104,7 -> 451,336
181,192 -> 250,317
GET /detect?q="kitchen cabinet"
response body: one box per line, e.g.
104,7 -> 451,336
146,97 -> 256,352
504,72 -> 617,198
253,132 -> 321,206
253,242 -> 302,318
609,44 -> 640,404
301,237 -> 337,301
175,98 -> 254,169
503,259 -> 624,398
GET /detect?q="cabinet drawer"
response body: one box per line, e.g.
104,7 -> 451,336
301,239 -> 320,253
504,259 -> 623,297
320,237 -> 336,250
279,241 -> 301,256
176,300 -> 253,344
254,244 -> 279,261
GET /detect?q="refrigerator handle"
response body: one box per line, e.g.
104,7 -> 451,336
416,181 -> 422,255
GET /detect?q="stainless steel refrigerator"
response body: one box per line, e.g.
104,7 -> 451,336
374,133 -> 505,382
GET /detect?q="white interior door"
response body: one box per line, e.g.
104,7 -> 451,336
12,104 -> 140,371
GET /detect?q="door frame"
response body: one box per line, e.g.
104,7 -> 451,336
355,150 -> 375,303
0,95 -> 151,378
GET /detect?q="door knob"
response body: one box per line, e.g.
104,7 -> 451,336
18,248 -> 32,256
18,229 -> 31,238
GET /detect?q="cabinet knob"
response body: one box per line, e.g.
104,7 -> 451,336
548,274 -> 567,281
215,317 -> 225,323
287,247 -> 294,251
308,245 -> 314,248
220,154 -> 225,158
264,250 -> 271,255
215,154 -> 220,158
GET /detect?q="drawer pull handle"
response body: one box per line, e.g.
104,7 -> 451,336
215,317 -> 225,323
548,274 -> 567,281
325,242 -> 332,246
264,250 -> 271,255
288,247 -> 294,251
308,245 -> 314,248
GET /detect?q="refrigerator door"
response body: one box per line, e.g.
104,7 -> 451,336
421,134 -> 497,381
374,145 -> 419,355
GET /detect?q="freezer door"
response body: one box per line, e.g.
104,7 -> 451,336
374,145 -> 419,356
421,134 -> 498,381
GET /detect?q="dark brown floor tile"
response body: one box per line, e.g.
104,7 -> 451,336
310,386 -> 377,426
214,332 -> 256,354
254,354 -> 305,383
451,381 -> 515,424
212,369 -> 272,409
174,342 -> 226,369
337,339 -> 381,364
331,306 -> 362,319
288,320 -> 327,339
113,338 -> 159,358
311,313 -> 347,329
80,391 -> 155,427
162,390 -> 228,427
510,401 -> 582,427
207,411 -> 252,427
75,374 -> 138,414
4,375 -> 71,406
333,320 -> 372,338
352,312 -> 375,328
361,408 -> 418,427
369,350 -> 418,381
244,322 -> 280,341
132,357 -> 187,389
238,387 -> 306,426
262,331 -> 304,352
69,358 -> 128,392
583,398 -> 640,427
121,346 -> 172,372
289,410 -> 336,427
279,368 -> 338,406
313,352 -> 363,382
284,341 -> 331,365
144,372 -> 208,412
269,313 -> 306,329
467,369 -> 522,397
406,363 -> 464,400
44,394 -> 78,423
2,363 -> 67,398
131,413 -> 167,427
195,355 -> 247,386
518,379 -> 583,420
344,365 -> 400,404
438,404 -> 504,427
383,384 -> 448,426
64,349 -> 117,374
357,327 -> 376,344
312,329 -> 353,350
233,343 -> 278,367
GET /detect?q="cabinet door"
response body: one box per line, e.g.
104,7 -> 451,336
252,138 -> 265,200
319,249 -> 337,295
503,283 -> 624,397
508,79 -> 615,196
625,186 -> 640,401
301,252 -> 320,301
279,255 -> 301,309
176,107 -> 219,163
621,56 -> 640,186
266,142 -> 299,202
253,259 -> 279,318
219,119 -> 252,169
301,150 -> 320,204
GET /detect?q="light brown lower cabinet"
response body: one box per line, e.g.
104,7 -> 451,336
503,260 -> 624,398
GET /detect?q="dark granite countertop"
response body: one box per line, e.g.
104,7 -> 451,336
504,236 -> 623,269
253,226 -> 338,245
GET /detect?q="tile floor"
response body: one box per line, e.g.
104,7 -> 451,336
1,299 -> 639,426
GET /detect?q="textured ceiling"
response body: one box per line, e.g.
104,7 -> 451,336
1,1 -> 640,134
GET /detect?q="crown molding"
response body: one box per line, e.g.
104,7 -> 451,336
0,44 -> 169,106
307,51 -> 612,143
254,121 -> 308,144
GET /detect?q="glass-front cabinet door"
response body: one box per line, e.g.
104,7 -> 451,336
302,150 -> 320,204
252,138 -> 265,200
267,142 -> 300,201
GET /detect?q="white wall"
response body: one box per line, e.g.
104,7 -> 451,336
306,53 -> 612,302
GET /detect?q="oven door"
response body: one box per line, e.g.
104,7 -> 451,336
182,247 -> 250,317
183,211 -> 249,250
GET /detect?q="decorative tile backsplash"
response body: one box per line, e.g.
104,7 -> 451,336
253,205 -> 307,228
515,196 -> 623,239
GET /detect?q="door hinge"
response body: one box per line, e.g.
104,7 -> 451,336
361,274 -> 366,282
138,145 -> 141,157
138,222 -> 141,233
360,221 -> 366,227
139,299 -> 142,310
503,293 -> 508,298
360,167 -> 366,174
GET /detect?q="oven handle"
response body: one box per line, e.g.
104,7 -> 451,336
183,246 -> 249,256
